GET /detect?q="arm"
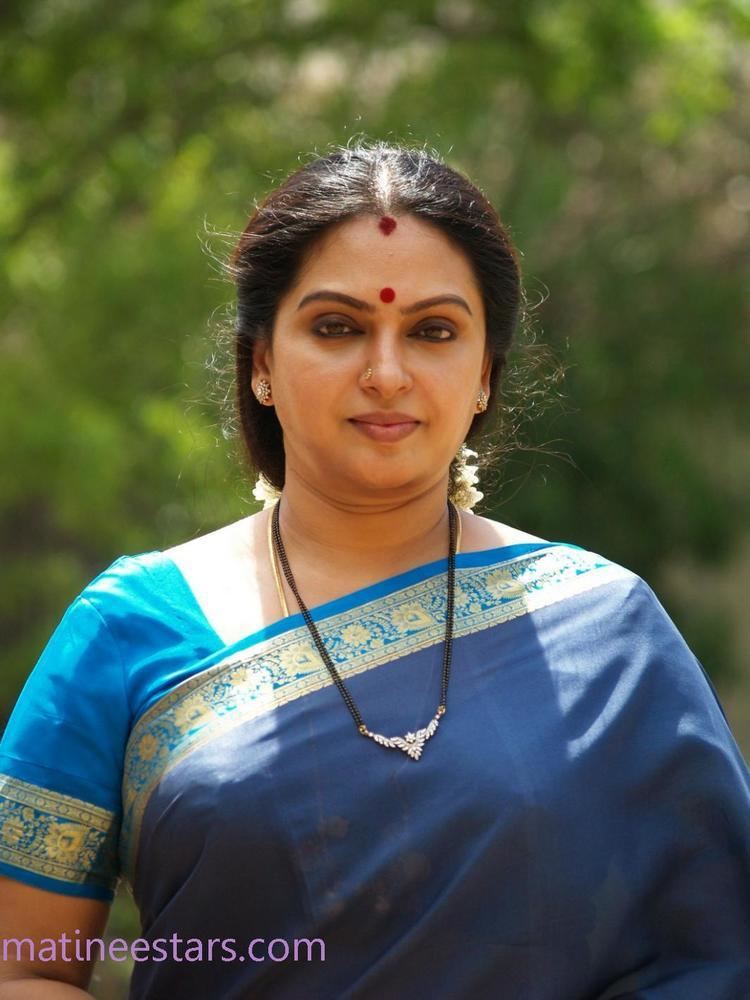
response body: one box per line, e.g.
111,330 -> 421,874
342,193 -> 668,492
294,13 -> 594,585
0,877 -> 109,997
0,982 -> 90,998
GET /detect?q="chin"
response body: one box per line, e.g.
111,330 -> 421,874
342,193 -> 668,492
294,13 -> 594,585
345,467 -> 422,495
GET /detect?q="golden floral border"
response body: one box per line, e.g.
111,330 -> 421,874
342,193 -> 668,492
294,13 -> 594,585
0,774 -> 119,893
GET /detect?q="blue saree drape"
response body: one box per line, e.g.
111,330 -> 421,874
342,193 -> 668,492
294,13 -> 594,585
1,540 -> 749,998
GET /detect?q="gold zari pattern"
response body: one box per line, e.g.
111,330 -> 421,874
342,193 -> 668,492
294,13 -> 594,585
0,774 -> 119,892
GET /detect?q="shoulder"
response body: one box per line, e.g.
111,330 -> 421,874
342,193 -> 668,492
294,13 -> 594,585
162,513 -> 263,609
459,511 -> 551,552
462,520 -> 658,636
163,513 -> 258,571
465,514 -> 643,590
73,538 -> 228,659
458,523 -> 734,729
162,513 -> 273,646
82,513 -> 259,618
79,549 -> 176,625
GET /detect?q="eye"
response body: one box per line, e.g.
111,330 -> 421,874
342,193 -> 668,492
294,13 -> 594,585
313,320 -> 360,337
415,324 -> 456,341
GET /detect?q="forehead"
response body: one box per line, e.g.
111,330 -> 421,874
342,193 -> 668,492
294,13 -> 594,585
294,214 -> 481,297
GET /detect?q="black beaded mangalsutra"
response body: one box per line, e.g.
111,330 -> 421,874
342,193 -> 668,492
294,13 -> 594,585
270,498 -> 458,761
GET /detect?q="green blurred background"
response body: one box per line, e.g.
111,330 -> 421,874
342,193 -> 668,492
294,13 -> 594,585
2,1 -> 749,995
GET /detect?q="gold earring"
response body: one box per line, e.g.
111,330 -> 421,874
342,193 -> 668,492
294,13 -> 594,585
255,379 -> 272,404
476,389 -> 488,412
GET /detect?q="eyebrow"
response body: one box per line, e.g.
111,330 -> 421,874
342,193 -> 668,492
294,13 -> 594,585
296,290 -> 473,317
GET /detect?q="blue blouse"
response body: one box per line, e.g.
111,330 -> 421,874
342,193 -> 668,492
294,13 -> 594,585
1,541 -> 749,998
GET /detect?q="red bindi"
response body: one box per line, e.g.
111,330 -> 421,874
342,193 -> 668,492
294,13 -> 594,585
378,215 -> 397,235
379,287 -> 396,303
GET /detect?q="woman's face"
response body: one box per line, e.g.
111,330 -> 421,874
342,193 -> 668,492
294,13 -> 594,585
254,212 -> 491,504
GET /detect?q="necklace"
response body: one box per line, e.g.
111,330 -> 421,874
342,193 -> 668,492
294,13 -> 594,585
269,497 -> 458,761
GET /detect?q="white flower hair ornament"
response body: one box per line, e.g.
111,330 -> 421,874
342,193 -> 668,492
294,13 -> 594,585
449,444 -> 484,512
252,473 -> 281,509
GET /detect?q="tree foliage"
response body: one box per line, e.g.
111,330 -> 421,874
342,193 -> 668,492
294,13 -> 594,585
2,0 -> 748,706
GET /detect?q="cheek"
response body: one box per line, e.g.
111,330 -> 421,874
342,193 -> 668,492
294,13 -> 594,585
292,356 -> 344,395
277,361 -> 344,426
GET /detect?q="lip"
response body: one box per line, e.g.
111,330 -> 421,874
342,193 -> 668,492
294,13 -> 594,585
349,419 -> 419,442
349,411 -> 419,425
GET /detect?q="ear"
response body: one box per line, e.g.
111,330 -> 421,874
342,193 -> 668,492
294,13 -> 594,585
252,337 -> 273,380
480,346 -> 493,397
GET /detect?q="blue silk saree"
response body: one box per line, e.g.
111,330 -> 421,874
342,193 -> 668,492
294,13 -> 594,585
1,539 -> 749,998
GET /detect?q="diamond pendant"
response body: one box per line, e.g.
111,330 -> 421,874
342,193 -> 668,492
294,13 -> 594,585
360,710 -> 443,761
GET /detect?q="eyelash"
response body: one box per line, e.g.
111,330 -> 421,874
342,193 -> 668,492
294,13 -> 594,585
313,322 -> 455,342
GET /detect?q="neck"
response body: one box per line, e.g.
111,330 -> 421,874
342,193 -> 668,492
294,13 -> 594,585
274,471 -> 456,576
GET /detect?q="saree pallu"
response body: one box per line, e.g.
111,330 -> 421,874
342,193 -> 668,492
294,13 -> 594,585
1,541 -> 749,998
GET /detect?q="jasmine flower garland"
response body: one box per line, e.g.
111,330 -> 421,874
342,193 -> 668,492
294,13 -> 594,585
252,473 -> 281,509
449,444 -> 484,512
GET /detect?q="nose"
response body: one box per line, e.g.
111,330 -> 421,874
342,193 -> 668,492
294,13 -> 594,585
361,329 -> 413,397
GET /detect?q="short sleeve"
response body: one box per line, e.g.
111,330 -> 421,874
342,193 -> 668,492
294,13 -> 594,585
0,594 -> 130,901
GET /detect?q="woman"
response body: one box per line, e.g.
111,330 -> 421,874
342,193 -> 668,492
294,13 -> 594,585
0,142 -> 748,999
